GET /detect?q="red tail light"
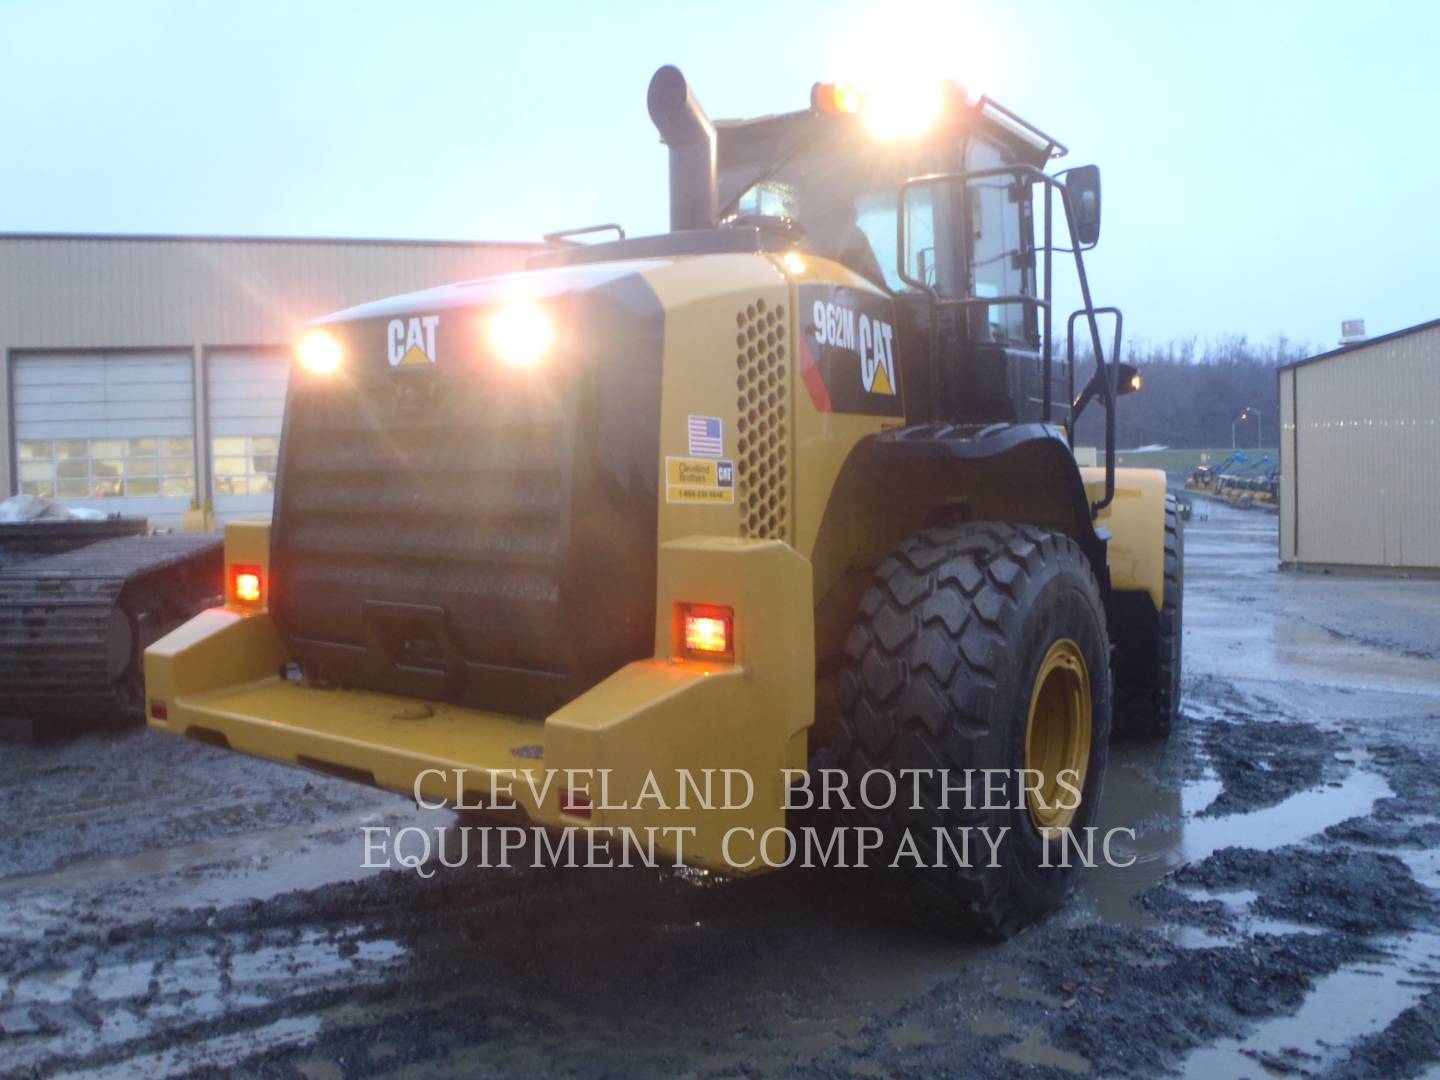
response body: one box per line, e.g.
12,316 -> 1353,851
679,603 -> 734,661
562,788 -> 592,818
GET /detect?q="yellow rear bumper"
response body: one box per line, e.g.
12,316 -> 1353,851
145,532 -> 815,873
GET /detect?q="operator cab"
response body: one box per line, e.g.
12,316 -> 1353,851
719,86 -> 1042,335
716,85 -> 1058,426
536,71 -> 1121,500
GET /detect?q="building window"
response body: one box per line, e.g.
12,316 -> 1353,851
212,436 -> 279,496
16,437 -> 195,499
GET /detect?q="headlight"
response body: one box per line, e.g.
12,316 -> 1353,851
811,80 -> 949,140
862,83 -> 946,139
297,330 -> 343,374
487,304 -> 555,368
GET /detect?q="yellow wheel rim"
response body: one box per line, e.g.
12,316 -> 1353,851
1024,638 -> 1092,834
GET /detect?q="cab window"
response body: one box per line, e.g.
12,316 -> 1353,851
965,139 -> 1035,345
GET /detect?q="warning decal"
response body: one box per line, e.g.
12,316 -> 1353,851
665,456 -> 735,504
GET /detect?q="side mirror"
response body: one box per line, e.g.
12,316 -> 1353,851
1065,165 -> 1101,246
1073,360 -> 1140,419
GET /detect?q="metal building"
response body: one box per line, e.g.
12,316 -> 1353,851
1,233 -> 541,526
1279,318 -> 1440,573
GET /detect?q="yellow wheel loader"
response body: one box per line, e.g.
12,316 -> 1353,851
146,66 -> 1182,935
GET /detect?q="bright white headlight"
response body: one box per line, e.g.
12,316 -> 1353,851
297,330 -> 343,374
487,304 -> 555,368
861,83 -> 946,140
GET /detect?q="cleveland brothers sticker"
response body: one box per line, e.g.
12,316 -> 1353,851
666,456 -> 735,504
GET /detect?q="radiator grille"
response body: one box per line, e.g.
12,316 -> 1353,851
734,298 -> 790,541
271,374 -> 577,713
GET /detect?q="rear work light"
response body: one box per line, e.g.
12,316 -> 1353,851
231,564 -> 264,607
679,604 -> 734,661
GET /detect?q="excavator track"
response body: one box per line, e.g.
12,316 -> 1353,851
0,530 -> 223,726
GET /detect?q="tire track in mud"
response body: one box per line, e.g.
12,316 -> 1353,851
9,692 -> 1439,1079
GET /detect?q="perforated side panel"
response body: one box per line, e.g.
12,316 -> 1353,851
734,298 -> 790,540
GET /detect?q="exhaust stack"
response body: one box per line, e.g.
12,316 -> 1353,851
647,65 -> 718,232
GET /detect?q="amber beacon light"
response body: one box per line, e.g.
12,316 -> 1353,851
230,564 -> 264,607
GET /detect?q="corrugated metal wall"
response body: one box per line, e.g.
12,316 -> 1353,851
1279,365 -> 1297,563
0,234 -> 542,505
1280,324 -> 1440,570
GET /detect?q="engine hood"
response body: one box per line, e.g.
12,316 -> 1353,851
310,258 -> 671,326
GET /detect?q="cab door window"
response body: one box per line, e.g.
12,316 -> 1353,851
965,139 -> 1036,345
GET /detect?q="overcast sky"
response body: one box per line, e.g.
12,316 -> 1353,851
3,0 -> 1436,349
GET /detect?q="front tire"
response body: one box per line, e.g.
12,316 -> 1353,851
835,523 -> 1112,937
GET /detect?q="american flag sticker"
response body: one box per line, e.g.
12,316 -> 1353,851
687,415 -> 724,457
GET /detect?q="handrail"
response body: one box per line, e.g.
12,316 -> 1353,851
1067,307 -> 1124,513
542,223 -> 626,245
975,96 -> 1069,159
894,164 -> 1122,518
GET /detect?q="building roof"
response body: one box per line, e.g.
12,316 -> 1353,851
0,231 -> 543,250
1280,315 -> 1440,372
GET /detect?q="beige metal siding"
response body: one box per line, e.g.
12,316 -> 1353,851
1279,366 -> 1296,562
1,234 -> 541,502
1284,324 -> 1440,569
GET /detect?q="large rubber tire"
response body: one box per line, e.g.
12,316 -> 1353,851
835,523 -> 1112,937
1113,496 -> 1183,739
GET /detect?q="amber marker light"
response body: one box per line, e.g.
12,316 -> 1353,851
297,330 -> 343,374
231,564 -> 264,607
812,82 -> 864,116
680,604 -> 734,661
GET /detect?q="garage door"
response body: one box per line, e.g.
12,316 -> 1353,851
12,352 -> 197,527
207,349 -> 290,522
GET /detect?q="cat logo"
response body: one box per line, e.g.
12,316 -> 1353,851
859,314 -> 897,396
811,300 -> 897,396
387,315 -> 440,367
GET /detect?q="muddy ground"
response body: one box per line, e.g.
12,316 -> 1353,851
2,503 -> 1439,1078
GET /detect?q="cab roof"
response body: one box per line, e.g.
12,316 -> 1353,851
713,95 -> 1065,212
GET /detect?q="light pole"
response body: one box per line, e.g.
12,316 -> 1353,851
1232,407 -> 1261,449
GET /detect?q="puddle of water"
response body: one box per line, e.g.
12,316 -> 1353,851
85,957 -> 155,1003
1077,749 -> 1392,937
50,1015 -> 323,1080
1398,846 -> 1440,891
968,1009 -> 1011,1037
1179,765 -> 1393,864
1181,930 -> 1440,1078
1186,887 -> 1324,938
1001,1026 -> 1092,1074
2,930 -> 405,1074
888,1020 -> 938,1049
1182,776 -> 1225,816
10,964 -> 83,1005
0,804 -> 431,937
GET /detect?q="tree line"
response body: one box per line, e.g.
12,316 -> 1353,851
1069,335 -> 1314,449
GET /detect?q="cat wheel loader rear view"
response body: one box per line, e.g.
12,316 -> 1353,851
145,66 -> 1183,935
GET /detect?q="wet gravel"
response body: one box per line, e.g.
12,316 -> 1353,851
1197,719 -> 1344,819
2,505 -> 1439,1078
